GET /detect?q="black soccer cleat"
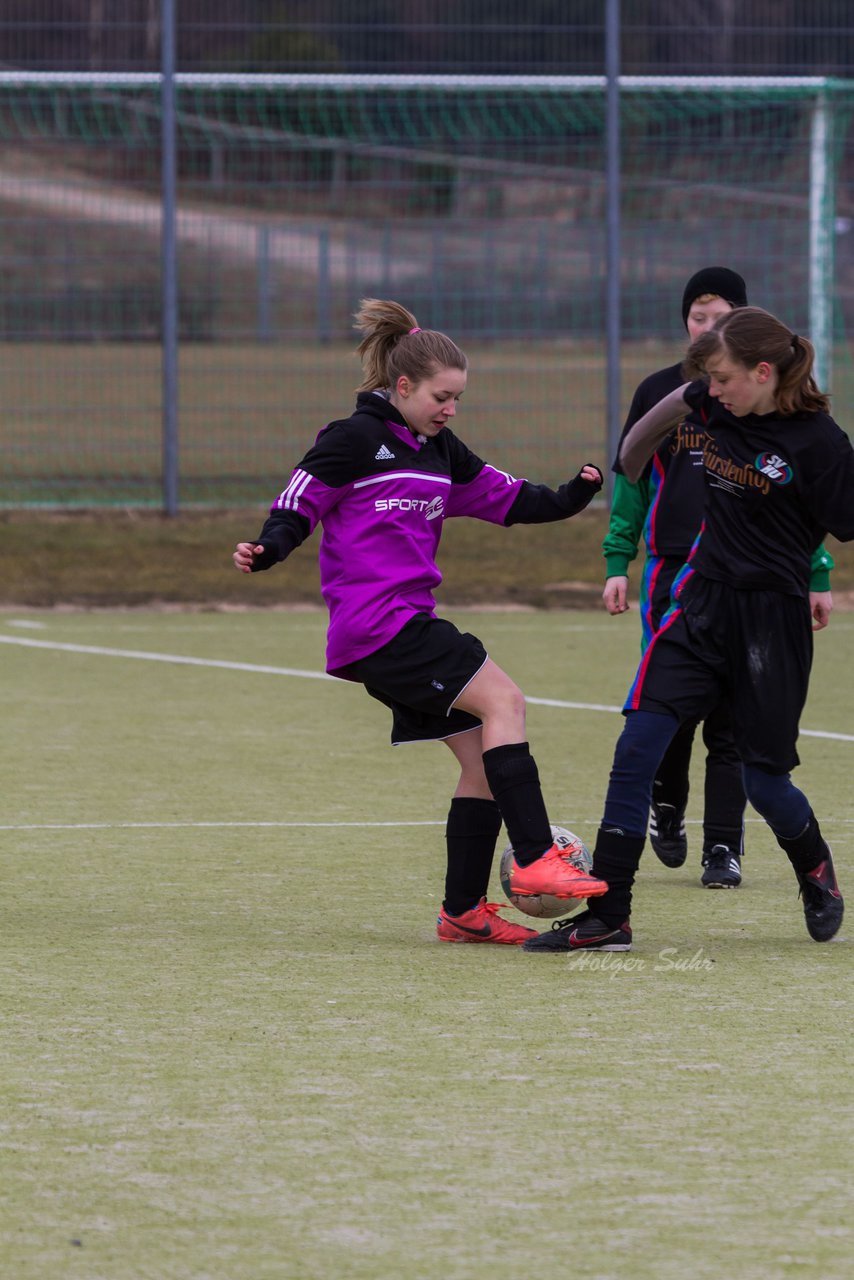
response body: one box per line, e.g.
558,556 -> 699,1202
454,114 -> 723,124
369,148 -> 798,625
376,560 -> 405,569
649,802 -> 688,868
701,844 -> 742,889
522,910 -> 632,953
795,854 -> 844,942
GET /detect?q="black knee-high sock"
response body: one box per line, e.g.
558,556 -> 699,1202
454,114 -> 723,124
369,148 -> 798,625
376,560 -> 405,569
702,751 -> 746,854
443,796 -> 503,916
701,709 -> 746,854
774,811 -> 828,875
481,742 -> 552,866
652,718 -> 694,814
588,826 -> 646,927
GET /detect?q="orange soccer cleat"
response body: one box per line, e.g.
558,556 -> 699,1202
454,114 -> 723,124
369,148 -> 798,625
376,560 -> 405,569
506,841 -> 608,902
436,897 -> 538,946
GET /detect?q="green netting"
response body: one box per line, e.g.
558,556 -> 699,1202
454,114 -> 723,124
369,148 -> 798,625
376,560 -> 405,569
1,78 -> 853,507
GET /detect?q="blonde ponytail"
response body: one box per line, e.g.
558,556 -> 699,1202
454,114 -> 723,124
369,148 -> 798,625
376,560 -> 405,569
353,297 -> 467,393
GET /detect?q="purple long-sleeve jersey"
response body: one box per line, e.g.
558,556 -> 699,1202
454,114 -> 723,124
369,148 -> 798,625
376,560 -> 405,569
251,393 -> 601,673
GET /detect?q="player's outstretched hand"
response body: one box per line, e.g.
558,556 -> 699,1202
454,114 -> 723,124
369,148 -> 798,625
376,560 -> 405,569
233,542 -> 265,573
579,464 -> 603,487
563,463 -> 604,515
603,575 -> 630,615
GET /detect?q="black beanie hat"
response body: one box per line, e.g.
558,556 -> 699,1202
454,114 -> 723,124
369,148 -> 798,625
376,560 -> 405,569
681,267 -> 748,328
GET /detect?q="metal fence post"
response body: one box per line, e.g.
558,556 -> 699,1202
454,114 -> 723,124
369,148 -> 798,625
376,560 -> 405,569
161,0 -> 179,515
605,0 -> 621,503
257,225 -> 273,342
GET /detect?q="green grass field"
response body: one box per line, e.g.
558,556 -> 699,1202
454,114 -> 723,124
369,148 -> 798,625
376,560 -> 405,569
2,606 -> 852,1280
6,339 -> 854,507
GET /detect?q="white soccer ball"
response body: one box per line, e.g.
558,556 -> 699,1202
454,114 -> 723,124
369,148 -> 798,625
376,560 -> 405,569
499,824 -> 593,918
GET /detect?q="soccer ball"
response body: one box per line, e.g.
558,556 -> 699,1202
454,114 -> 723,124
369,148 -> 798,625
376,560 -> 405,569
499,825 -> 593,918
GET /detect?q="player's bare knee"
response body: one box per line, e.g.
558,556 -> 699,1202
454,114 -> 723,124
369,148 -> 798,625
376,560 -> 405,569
484,681 -> 527,727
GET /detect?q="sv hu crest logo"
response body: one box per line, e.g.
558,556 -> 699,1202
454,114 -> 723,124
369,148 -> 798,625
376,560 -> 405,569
754,452 -> 793,484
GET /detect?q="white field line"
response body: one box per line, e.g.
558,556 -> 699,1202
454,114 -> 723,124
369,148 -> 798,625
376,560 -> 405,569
10,818 -> 854,832
2,632 -> 853,742
0,633 -> 334,681
0,820 -> 445,831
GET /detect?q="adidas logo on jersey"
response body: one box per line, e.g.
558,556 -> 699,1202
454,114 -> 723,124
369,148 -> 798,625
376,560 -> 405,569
375,444 -> 396,461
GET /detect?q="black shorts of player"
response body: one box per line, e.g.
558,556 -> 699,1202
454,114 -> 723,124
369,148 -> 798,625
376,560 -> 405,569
626,573 -> 813,774
649,555 -> 739,749
339,612 -> 488,745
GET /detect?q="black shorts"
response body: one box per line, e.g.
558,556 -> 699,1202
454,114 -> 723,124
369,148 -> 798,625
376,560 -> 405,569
624,573 -> 813,774
339,613 -> 488,745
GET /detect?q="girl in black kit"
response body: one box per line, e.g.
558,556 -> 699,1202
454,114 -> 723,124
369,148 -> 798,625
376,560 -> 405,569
604,268 -> 754,885
525,306 -> 854,953
603,268 -> 834,888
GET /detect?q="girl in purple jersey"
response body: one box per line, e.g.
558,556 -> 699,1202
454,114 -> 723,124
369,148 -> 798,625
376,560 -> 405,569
234,298 -> 607,945
525,306 -> 854,954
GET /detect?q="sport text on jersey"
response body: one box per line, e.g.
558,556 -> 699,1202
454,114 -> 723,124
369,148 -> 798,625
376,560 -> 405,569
374,495 -> 445,520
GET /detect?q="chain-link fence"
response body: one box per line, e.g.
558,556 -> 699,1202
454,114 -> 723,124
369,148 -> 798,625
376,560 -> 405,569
2,8 -> 854,507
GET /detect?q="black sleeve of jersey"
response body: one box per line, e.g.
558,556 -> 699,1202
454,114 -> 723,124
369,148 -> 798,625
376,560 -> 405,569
682,379 -> 710,415
443,427 -> 489,485
250,509 -> 311,571
247,421 -> 355,571
295,421 -> 356,487
505,466 -> 603,525
801,425 -> 854,543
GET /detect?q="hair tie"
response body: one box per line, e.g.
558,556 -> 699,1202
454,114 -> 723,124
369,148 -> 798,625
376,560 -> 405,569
791,333 -> 800,345
408,326 -> 421,335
